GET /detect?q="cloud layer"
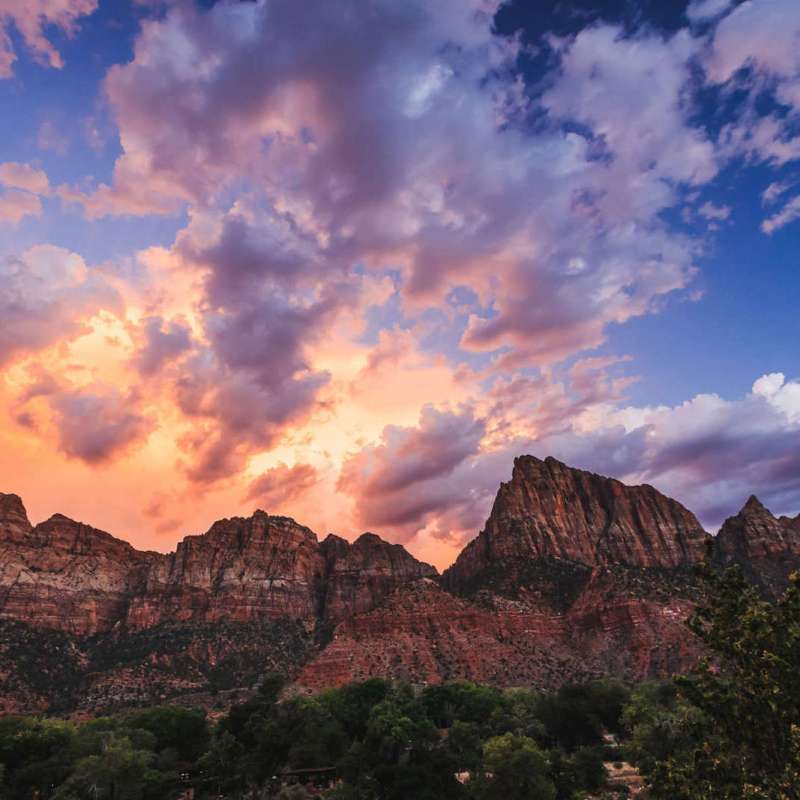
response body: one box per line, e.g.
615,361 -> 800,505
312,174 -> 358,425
1,0 -> 799,568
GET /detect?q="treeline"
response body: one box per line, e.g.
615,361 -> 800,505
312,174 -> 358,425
0,567 -> 797,799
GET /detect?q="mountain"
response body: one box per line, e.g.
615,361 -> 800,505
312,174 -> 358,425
0,495 -> 434,713
712,495 -> 800,598
443,455 -> 709,599
0,456 -> 797,714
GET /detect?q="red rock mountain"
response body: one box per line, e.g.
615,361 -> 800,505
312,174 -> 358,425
0,456 -> 796,713
0,499 -> 437,637
712,495 -> 800,597
443,455 -> 709,596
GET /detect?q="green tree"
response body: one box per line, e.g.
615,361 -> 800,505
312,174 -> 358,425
52,736 -> 157,800
0,716 -> 75,799
122,706 -> 209,762
470,733 -> 556,800
643,569 -> 800,799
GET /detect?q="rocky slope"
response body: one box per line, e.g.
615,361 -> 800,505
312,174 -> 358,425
443,456 -> 709,598
1,456 -> 797,713
0,494 -> 159,636
712,495 -> 800,597
0,495 -> 434,712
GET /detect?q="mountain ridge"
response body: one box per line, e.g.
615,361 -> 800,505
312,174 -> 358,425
1,454 -> 797,714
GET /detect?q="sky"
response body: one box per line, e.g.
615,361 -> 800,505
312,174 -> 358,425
0,0 -> 798,570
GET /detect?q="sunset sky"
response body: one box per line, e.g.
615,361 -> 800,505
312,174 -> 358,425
1,0 -> 798,570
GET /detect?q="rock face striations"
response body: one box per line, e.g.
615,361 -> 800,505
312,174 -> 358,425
712,495 -> 800,598
443,455 -> 709,597
0,496 -> 434,712
303,456 -> 712,691
0,494 -> 159,636
0,455 -> 797,713
319,532 -> 438,623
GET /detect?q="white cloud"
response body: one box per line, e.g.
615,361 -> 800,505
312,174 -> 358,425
761,194 -> 800,233
698,201 -> 731,221
687,0 -> 734,23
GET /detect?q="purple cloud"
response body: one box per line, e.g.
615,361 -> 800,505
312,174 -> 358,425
0,246 -> 121,367
50,386 -> 153,464
132,315 -> 193,376
244,462 -> 319,511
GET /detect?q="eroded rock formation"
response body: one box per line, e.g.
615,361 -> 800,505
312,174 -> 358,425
713,495 -> 800,597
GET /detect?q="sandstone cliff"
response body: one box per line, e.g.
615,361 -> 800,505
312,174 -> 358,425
712,495 -> 800,597
443,456 -> 709,599
0,494 -> 159,636
297,575 -> 701,691
319,532 -> 437,623
126,512 -> 324,630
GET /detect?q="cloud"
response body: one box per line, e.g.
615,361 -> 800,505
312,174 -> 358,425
706,0 -> 800,168
50,385 -> 153,464
337,406 -> 486,539
761,194 -> 800,234
174,351 -> 330,484
0,245 -> 121,366
131,315 -> 193,376
0,0 -> 98,78
0,162 -> 49,195
0,162 -> 50,225
0,189 -> 42,225
686,0 -> 734,23
244,462 -> 319,511
762,180 -> 793,205
698,201 -> 731,221
524,373 -> 800,527
66,0 -> 719,374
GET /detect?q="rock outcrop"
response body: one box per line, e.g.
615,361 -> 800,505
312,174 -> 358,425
712,495 -> 800,597
297,575 -> 701,691
126,512 -> 324,630
443,456 -> 709,598
319,532 -> 437,623
0,496 -> 159,636
0,500 -> 433,637
0,496 -> 435,712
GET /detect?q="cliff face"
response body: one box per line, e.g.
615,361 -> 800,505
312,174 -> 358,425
713,495 -> 800,597
319,532 -> 438,623
0,495 -> 435,711
0,500 -> 433,637
443,456 -> 709,596
0,495 -> 159,636
297,575 -> 702,691
126,512 -> 324,630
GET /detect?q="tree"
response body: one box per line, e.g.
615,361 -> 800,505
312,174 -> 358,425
52,736 -> 156,800
643,569 -> 800,799
470,733 -> 556,800
122,707 -> 209,762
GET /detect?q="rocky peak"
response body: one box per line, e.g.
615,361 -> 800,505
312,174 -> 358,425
444,456 -> 709,596
126,511 -> 324,630
0,510 -> 157,636
743,495 -> 767,512
0,493 -> 32,541
712,496 -> 800,597
319,530 -> 438,622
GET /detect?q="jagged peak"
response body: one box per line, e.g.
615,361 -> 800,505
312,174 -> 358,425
742,494 -> 768,513
321,532 -> 348,546
0,492 -> 32,534
353,531 -> 398,548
